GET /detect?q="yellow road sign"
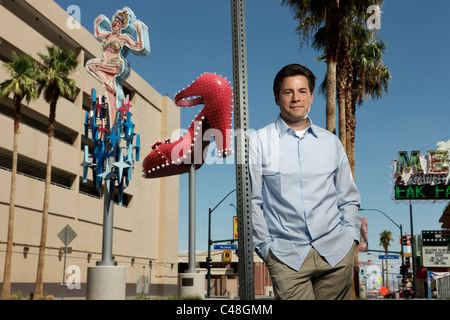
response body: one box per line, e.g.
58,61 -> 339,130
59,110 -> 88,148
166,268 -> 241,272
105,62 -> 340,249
223,249 -> 232,261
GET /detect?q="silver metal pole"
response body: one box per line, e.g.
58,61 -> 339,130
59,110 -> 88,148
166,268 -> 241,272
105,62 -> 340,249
61,226 -> 68,300
97,152 -> 115,266
409,201 -> 417,297
187,164 -> 197,273
231,0 -> 254,300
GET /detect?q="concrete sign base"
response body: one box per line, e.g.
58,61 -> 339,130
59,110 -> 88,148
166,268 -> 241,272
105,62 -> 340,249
86,266 -> 126,300
178,272 -> 205,299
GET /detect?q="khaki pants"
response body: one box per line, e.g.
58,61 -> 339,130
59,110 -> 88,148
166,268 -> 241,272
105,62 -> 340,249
266,242 -> 356,300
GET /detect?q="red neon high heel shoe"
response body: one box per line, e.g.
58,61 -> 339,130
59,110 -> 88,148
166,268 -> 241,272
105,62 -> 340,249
143,72 -> 234,178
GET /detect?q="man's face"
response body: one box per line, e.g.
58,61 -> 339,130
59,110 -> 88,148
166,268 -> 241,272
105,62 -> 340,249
275,75 -> 313,129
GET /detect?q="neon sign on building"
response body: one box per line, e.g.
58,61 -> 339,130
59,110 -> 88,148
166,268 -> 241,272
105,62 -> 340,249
393,140 -> 450,201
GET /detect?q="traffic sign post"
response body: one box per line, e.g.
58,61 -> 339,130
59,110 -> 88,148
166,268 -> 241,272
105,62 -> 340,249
57,225 -> 77,300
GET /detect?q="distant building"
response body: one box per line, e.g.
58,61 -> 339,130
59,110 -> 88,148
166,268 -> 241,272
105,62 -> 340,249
0,0 -> 180,297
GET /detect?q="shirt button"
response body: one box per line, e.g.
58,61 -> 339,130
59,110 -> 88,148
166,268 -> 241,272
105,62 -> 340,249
303,179 -> 307,183
305,200 -> 309,204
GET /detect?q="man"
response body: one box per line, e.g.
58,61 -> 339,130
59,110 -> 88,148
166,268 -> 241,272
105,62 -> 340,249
404,279 -> 412,299
249,64 -> 361,300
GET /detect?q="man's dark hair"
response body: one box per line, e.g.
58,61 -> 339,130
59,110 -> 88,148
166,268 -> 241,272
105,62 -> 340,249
273,64 -> 316,96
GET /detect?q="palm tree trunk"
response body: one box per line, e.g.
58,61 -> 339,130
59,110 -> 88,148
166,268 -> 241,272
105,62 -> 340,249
338,93 -> 346,149
0,96 -> 21,300
386,253 -> 390,291
337,31 -> 352,152
346,103 -> 356,177
34,100 -> 56,299
347,71 -> 358,178
336,59 -> 346,147
348,108 -> 358,299
324,0 -> 339,135
325,61 -> 337,134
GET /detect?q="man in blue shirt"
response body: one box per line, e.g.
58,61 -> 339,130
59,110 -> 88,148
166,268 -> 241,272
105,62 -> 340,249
249,64 -> 361,300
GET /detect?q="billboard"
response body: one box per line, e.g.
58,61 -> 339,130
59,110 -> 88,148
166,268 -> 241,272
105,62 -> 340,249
421,230 -> 450,267
392,140 -> 450,201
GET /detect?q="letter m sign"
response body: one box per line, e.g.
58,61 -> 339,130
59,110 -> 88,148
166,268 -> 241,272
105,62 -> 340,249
396,151 -> 424,175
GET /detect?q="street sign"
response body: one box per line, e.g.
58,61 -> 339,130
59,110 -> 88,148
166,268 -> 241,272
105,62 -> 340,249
223,250 -> 232,262
379,286 -> 389,296
214,244 -> 237,250
58,225 -> 77,246
378,254 -> 399,259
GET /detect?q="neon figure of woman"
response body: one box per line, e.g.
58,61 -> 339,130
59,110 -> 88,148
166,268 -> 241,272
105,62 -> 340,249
86,7 -> 150,128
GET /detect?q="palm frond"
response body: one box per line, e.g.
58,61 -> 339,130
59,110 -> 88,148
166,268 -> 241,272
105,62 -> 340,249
0,51 -> 40,103
37,45 -> 78,103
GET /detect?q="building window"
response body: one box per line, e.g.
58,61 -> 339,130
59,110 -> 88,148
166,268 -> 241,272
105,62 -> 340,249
0,103 -> 78,146
0,151 -> 75,190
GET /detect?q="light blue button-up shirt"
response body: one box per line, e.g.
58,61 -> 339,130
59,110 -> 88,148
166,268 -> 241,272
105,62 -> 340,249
249,115 -> 361,271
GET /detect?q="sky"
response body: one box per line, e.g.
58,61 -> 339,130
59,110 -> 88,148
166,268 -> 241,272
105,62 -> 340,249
54,0 -> 450,271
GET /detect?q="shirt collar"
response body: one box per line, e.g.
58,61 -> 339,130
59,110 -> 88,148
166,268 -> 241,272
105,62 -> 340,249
275,114 -> 319,138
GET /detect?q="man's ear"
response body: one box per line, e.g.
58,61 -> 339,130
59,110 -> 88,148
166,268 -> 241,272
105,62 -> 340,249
274,94 -> 279,106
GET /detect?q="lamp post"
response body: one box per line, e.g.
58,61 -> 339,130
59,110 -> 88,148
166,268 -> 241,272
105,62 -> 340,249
358,208 -> 405,280
207,189 -> 236,298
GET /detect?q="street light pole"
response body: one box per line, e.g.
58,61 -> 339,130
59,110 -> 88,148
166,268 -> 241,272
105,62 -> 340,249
207,189 -> 236,298
409,201 -> 417,298
358,208 -> 405,279
207,208 -> 212,298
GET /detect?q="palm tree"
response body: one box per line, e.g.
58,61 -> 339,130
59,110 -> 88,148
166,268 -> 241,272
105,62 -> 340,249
312,15 -> 390,178
346,24 -> 390,176
33,45 -> 78,299
0,52 -> 40,300
380,230 -> 393,291
280,0 -> 339,134
312,25 -> 349,148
